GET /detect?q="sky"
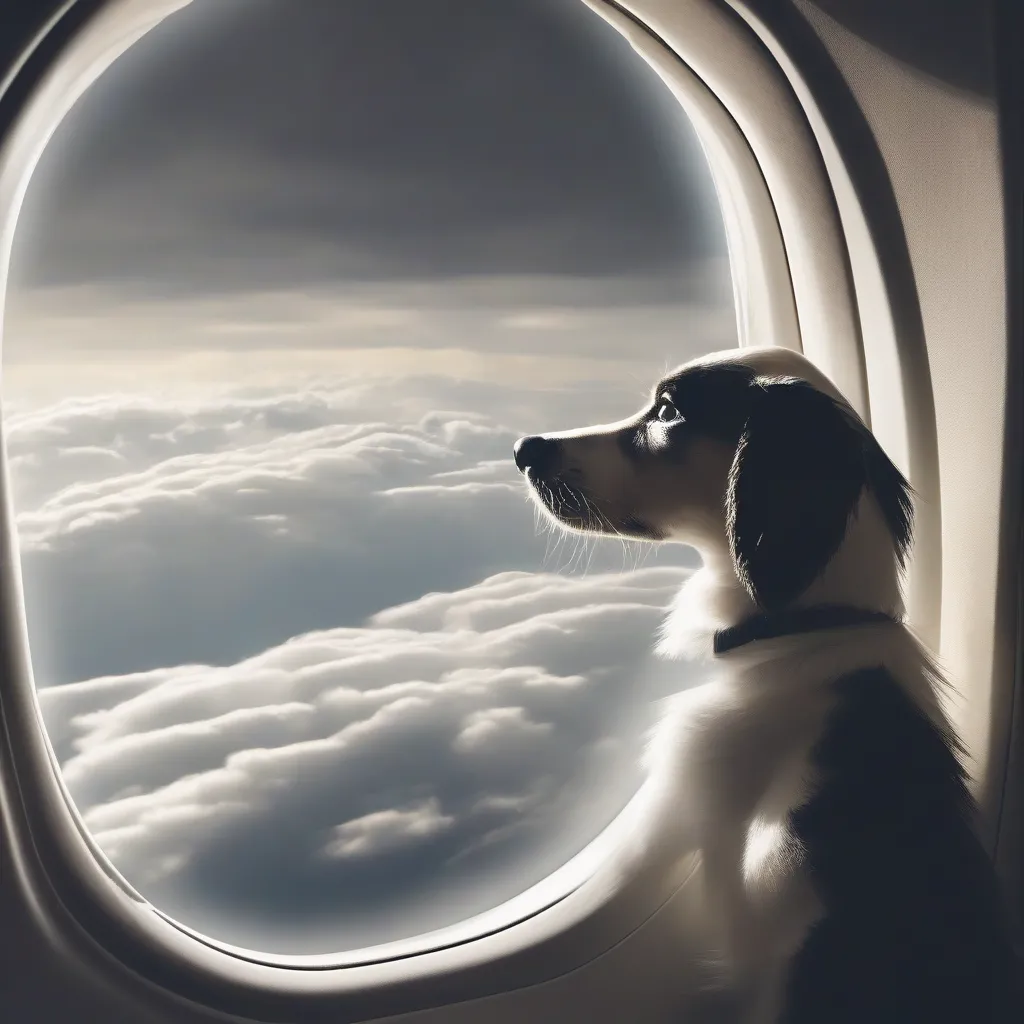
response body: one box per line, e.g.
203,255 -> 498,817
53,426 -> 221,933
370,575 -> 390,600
2,0 -> 736,954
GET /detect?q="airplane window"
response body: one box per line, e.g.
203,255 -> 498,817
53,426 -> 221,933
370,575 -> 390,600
2,0 -> 734,955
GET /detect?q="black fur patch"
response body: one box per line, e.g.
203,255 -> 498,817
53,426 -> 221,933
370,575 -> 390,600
727,378 -> 871,609
723,375 -> 912,610
660,363 -> 754,443
779,667 -> 1020,1023
654,366 -> 913,609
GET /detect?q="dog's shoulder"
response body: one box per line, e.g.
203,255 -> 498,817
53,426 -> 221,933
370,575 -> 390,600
643,656 -> 837,837
779,663 -> 1019,1023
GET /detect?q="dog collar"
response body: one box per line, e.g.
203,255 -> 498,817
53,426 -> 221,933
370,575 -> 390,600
712,604 -> 899,655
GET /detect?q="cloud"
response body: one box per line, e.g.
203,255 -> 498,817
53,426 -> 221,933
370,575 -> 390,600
453,706 -> 553,754
320,799 -> 456,861
38,564 -> 700,953
9,401 -> 514,680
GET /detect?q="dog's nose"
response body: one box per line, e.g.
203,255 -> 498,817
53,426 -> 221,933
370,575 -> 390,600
514,435 -> 559,475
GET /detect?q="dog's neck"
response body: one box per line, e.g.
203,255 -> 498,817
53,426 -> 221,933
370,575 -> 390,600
658,492 -> 906,660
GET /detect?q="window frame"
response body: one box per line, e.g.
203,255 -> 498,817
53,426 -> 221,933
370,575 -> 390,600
1,0 -> 989,1018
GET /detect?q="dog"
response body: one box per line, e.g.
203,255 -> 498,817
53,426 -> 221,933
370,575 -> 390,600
513,347 -> 1018,1023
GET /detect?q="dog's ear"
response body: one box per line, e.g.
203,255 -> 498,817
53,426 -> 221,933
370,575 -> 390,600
726,376 -> 907,610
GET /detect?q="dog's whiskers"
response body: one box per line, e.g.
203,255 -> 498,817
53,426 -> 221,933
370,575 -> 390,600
528,473 -> 658,578
577,493 -> 602,574
557,481 -> 599,574
531,475 -> 658,577
526,479 -> 558,569
582,494 -> 647,573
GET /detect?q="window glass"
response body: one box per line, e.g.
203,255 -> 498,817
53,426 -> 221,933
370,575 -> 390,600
3,0 -> 734,954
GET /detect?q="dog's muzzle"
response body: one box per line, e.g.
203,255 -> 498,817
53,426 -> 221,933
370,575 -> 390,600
513,435 -> 561,478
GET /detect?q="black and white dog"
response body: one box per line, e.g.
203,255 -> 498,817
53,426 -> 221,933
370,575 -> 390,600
514,347 -> 1017,1023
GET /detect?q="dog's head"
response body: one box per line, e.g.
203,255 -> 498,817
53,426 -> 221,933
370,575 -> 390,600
514,348 -> 913,612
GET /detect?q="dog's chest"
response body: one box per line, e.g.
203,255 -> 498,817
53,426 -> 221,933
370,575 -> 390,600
655,668 -> 831,831
654,671 -> 834,974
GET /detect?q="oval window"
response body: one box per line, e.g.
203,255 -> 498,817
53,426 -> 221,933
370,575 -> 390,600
3,0 -> 735,955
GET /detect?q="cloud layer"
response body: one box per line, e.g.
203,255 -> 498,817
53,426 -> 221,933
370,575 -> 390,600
10,374 -> 705,953
10,375 -> 695,685
39,566 -> 698,953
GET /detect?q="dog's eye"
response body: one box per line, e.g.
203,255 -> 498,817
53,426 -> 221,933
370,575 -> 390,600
656,400 -> 683,423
